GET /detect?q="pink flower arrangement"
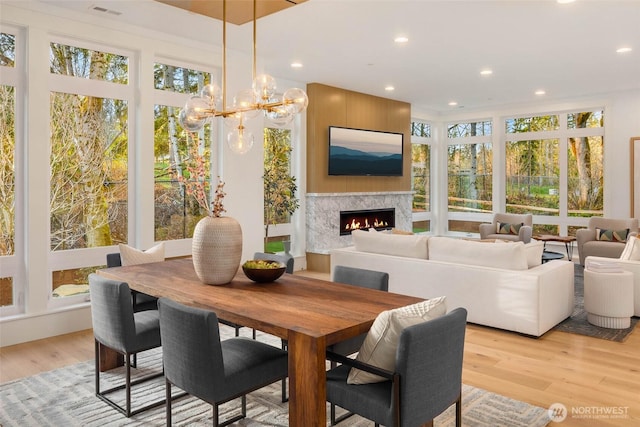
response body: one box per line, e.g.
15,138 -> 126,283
177,131 -> 226,217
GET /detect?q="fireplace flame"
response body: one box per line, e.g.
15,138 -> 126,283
345,218 -> 389,231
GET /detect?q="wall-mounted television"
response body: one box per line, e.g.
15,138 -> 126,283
328,126 -> 403,176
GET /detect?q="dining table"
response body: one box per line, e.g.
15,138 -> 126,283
96,257 -> 424,426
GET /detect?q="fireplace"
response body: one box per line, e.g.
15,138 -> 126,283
339,208 -> 395,235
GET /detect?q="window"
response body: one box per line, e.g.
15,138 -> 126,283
263,127 -> 298,252
411,120 -> 431,233
0,31 -> 16,309
153,61 -> 213,240
49,40 -> 132,300
504,110 -> 604,235
447,121 -> 493,215
505,139 -> 559,216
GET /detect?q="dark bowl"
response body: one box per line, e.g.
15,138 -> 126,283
242,261 -> 286,283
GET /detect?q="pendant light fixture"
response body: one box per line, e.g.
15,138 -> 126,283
179,0 -> 308,154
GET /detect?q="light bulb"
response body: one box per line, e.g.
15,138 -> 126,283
178,108 -> 206,132
200,83 -> 222,109
265,102 -> 294,127
233,89 -> 260,120
227,126 -> 254,155
283,87 -> 309,114
253,74 -> 277,102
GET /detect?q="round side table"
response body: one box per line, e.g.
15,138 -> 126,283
584,269 -> 633,329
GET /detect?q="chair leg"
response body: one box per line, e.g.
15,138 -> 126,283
281,378 -> 288,402
166,379 -> 172,427
456,394 -> 462,427
125,353 -> 132,417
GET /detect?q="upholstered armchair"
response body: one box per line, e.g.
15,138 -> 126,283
479,213 -> 533,243
576,217 -> 639,265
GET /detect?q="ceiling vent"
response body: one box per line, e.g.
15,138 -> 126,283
90,5 -> 122,16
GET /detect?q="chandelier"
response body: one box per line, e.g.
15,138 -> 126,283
178,0 -> 309,154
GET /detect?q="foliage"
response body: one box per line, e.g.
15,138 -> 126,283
263,128 -> 298,248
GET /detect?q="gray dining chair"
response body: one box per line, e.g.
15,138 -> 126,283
328,265 -> 390,424
325,307 -> 468,427
88,273 -> 167,417
157,297 -> 289,427
106,252 -> 158,312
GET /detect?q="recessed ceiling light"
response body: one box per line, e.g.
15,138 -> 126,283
557,0 -> 576,4
394,36 -> 409,44
480,69 -> 493,76
290,62 -> 303,68
616,47 -> 632,54
448,101 -> 458,106
385,86 -> 395,91
535,90 -> 546,96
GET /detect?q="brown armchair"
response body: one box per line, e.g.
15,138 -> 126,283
576,217 -> 639,265
479,213 -> 533,243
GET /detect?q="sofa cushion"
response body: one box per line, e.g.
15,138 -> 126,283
428,236 -> 528,270
119,242 -> 165,266
497,221 -> 523,235
596,228 -> 630,243
351,229 -> 429,259
347,296 -> 447,385
620,235 -> 640,261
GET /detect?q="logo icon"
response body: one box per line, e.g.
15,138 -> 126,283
548,402 -> 568,422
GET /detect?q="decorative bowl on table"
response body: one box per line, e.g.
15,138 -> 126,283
242,259 -> 287,283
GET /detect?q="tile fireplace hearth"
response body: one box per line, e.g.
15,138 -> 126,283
306,191 -> 413,254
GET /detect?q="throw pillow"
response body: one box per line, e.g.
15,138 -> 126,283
497,222 -> 523,235
595,228 -> 630,243
620,235 -> 640,261
524,241 -> 544,268
119,242 -> 165,266
346,296 -> 447,385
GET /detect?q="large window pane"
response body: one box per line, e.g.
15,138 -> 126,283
411,144 -> 430,212
154,105 -> 211,241
448,143 -> 492,213
568,136 -> 603,217
263,128 -> 297,251
505,139 -> 559,216
0,85 -> 15,256
448,121 -> 492,138
50,93 -> 128,250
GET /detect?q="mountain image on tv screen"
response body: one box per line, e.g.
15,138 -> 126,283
328,127 -> 403,176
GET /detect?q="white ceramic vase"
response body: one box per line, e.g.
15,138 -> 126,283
192,216 -> 243,285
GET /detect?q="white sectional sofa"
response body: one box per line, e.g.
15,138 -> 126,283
330,230 -> 575,337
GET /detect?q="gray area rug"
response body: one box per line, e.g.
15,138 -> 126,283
552,263 -> 639,341
0,326 -> 550,427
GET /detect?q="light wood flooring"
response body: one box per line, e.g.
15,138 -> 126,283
1,271 -> 639,426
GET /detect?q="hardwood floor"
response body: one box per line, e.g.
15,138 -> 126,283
1,271 -> 639,426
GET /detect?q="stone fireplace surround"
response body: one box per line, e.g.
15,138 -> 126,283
306,191 -> 413,254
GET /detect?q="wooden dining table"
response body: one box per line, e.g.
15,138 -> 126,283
96,257 -> 424,426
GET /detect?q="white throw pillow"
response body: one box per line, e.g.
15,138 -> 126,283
352,229 -> 429,259
620,235 -> 640,261
347,296 -> 447,384
118,242 -> 165,266
524,241 -> 544,268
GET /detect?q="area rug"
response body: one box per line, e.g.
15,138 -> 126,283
552,263 -> 639,341
0,326 -> 550,427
